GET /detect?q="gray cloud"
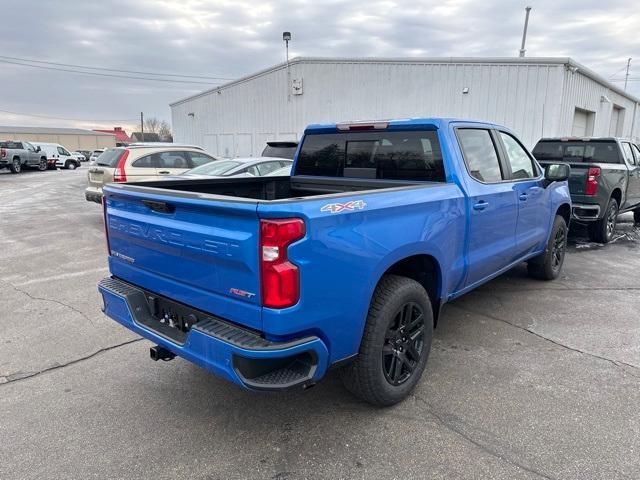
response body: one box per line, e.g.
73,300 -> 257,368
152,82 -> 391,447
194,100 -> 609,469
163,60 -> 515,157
0,0 -> 638,131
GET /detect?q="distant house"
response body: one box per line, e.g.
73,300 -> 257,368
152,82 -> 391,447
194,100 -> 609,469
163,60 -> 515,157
0,125 -> 115,151
93,126 -> 131,144
130,132 -> 161,142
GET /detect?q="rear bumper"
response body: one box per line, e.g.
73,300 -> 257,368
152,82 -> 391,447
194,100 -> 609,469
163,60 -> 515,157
572,203 -> 601,221
98,277 -> 329,390
85,187 -> 103,203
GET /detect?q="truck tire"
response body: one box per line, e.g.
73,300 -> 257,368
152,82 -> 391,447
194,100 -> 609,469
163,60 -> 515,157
9,158 -> 21,174
339,275 -> 433,406
527,215 -> 568,280
588,198 -> 618,243
37,158 -> 47,171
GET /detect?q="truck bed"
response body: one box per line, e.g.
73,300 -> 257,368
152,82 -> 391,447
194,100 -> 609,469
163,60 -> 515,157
121,175 -> 430,202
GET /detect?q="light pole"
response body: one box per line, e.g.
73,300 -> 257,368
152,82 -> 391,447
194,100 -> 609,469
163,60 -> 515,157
519,6 -> 532,58
283,31 -> 291,102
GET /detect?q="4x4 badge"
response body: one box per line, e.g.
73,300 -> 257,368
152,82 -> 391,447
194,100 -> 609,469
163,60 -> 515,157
320,200 -> 367,214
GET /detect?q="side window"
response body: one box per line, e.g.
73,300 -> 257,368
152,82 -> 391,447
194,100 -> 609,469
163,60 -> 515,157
131,154 -> 158,168
499,132 -> 537,179
57,146 -> 70,156
245,165 -> 259,176
188,152 -> 216,167
25,142 -> 35,152
256,161 -> 283,176
621,143 -> 635,165
457,129 -> 504,183
631,144 -> 640,165
158,151 -> 189,169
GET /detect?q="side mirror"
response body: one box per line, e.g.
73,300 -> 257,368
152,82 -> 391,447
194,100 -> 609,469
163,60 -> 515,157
35,146 -> 41,152
544,163 -> 570,187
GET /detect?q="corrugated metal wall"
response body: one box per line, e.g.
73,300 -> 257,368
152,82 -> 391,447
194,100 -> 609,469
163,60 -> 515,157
559,69 -> 640,139
172,59 -> 638,157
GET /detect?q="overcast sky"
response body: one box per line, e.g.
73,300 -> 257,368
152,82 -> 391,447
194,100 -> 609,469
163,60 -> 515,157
1,0 -> 638,133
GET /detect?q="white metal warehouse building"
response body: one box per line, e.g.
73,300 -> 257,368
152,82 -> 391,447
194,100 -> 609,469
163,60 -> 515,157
171,57 -> 640,157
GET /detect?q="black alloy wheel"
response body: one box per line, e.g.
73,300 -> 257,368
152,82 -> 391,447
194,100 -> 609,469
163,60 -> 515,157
382,301 -> 425,386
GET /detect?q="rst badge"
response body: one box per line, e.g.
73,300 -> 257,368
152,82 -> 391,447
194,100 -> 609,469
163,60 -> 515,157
320,200 -> 367,214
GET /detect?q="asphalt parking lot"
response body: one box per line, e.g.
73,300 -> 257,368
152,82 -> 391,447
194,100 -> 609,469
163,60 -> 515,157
1,168 -> 639,480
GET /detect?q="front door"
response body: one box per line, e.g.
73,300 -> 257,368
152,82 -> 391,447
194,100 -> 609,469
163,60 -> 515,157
497,131 -> 549,257
624,143 -> 640,208
457,127 -> 518,287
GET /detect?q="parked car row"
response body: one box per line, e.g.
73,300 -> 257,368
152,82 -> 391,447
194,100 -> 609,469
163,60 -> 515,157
84,144 -> 292,203
0,140 -> 90,173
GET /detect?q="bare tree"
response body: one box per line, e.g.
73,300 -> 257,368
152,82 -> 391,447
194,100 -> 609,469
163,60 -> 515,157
143,117 -> 161,134
158,121 -> 173,142
142,117 -> 172,141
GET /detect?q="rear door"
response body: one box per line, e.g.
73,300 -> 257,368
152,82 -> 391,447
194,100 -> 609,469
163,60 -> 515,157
103,185 -> 262,329
155,151 -> 191,177
456,127 -> 518,287
497,131 -> 548,257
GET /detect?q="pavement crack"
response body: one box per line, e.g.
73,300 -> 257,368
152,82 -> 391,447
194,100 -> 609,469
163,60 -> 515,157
0,338 -> 143,385
2,279 -> 96,326
452,305 -> 640,377
411,393 -> 556,480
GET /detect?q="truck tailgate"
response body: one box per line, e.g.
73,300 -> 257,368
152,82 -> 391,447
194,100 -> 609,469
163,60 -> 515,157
103,185 -> 262,330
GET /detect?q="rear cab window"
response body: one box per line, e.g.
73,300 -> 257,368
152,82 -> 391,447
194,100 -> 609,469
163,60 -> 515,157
295,130 -> 445,181
532,140 -> 622,164
0,141 -> 22,149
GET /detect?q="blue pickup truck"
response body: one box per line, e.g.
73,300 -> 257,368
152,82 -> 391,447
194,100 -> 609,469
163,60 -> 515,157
99,118 -> 571,405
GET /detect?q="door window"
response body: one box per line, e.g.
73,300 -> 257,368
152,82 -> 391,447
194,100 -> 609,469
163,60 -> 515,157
57,146 -> 70,156
131,155 -> 157,168
157,152 -> 189,169
187,152 -> 217,167
24,142 -> 35,152
457,129 -> 504,183
621,143 -> 635,165
499,132 -> 537,179
256,161 -> 283,176
631,144 -> 640,165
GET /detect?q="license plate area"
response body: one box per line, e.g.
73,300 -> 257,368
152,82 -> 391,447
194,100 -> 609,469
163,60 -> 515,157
138,293 -> 206,344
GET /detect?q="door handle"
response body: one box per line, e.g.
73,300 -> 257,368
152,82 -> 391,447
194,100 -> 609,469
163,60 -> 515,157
519,193 -> 528,201
158,170 -> 170,174
473,201 -> 489,211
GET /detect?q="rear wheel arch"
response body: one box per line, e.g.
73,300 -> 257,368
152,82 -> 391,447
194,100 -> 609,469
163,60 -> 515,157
376,254 -> 443,327
611,188 -> 622,206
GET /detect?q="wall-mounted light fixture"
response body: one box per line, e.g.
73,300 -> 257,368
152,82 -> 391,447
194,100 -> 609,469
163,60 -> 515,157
187,112 -> 195,118
600,95 -> 611,104
462,87 -> 470,94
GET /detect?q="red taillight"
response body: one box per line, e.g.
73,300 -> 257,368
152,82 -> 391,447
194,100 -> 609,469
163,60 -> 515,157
0,148 -> 6,158
102,196 -> 111,254
113,150 -> 130,182
260,218 -> 305,308
585,167 -> 600,196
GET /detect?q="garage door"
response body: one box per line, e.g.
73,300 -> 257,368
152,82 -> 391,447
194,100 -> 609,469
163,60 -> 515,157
609,107 -> 622,136
572,109 -> 588,136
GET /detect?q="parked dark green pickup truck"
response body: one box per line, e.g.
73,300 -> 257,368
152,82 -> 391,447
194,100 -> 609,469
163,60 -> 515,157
533,138 -> 640,243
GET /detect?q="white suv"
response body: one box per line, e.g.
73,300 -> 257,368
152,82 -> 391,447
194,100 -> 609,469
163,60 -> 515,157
85,145 -> 217,203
